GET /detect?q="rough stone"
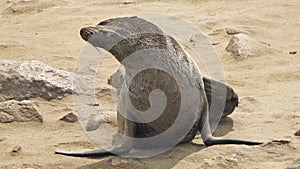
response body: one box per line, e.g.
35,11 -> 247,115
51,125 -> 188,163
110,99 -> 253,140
123,1 -> 133,4
0,111 -> 14,123
0,60 -> 112,101
12,145 -> 22,153
225,27 -> 245,35
294,129 -> 300,136
85,114 -> 107,131
59,112 -> 78,123
289,51 -> 297,55
11,145 -> 22,156
0,100 -> 42,123
225,33 -> 270,58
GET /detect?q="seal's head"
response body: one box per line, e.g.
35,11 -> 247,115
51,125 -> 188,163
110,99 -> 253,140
80,16 -> 164,52
80,26 -> 125,51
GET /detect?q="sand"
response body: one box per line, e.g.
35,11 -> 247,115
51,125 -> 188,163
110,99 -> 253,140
0,0 -> 299,168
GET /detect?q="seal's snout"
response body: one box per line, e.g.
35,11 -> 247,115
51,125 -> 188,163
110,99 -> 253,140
80,27 -> 97,41
233,94 -> 239,107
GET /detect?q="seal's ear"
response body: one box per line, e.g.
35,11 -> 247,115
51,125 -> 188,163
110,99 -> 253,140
98,20 -> 111,25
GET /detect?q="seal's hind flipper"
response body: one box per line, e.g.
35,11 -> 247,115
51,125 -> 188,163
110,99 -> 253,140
199,105 -> 263,146
203,134 -> 263,146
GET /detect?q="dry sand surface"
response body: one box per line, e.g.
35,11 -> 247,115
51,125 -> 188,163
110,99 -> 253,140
0,0 -> 300,168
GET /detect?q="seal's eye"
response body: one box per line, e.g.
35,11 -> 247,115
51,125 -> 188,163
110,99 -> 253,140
100,30 -> 115,38
98,29 -> 115,38
97,30 -> 110,36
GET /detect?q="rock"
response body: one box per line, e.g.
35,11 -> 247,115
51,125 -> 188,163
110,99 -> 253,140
0,100 -> 42,123
0,112 -> 14,123
0,60 -> 112,101
225,27 -> 244,35
225,33 -> 270,58
59,112 -> 78,123
85,114 -> 106,131
294,129 -> 300,136
225,33 -> 252,58
289,51 -> 297,55
12,145 -> 22,152
123,1 -> 133,4
11,145 -> 22,156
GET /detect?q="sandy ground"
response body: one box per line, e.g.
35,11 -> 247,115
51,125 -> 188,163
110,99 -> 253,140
0,0 -> 300,168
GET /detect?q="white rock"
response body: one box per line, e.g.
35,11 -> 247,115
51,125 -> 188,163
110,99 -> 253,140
226,33 -> 252,58
0,60 -> 112,101
225,33 -> 270,58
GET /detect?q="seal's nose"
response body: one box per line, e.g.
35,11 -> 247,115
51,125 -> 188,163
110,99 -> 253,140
80,27 -> 97,41
233,94 -> 239,107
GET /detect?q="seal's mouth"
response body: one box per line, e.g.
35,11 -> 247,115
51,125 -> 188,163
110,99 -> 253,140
233,94 -> 239,107
80,27 -> 98,41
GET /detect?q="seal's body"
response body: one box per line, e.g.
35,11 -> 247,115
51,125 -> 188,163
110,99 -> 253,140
108,65 -> 239,119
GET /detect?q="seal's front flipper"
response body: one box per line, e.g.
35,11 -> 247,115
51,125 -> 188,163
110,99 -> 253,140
55,146 -> 132,157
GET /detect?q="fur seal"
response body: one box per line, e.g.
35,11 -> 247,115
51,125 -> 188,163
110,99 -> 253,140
56,16 -> 262,157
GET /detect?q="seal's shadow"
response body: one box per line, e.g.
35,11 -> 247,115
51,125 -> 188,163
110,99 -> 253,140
76,117 -> 234,169
213,117 -> 234,137
76,144 -> 205,169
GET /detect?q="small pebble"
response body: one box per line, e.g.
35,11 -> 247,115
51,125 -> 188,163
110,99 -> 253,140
289,51 -> 297,55
87,103 -> 99,106
294,129 -> 300,136
57,95 -> 63,100
85,114 -> 106,131
212,42 -> 221,45
123,1 -> 133,4
11,145 -> 22,155
225,28 -> 243,35
59,112 -> 78,123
